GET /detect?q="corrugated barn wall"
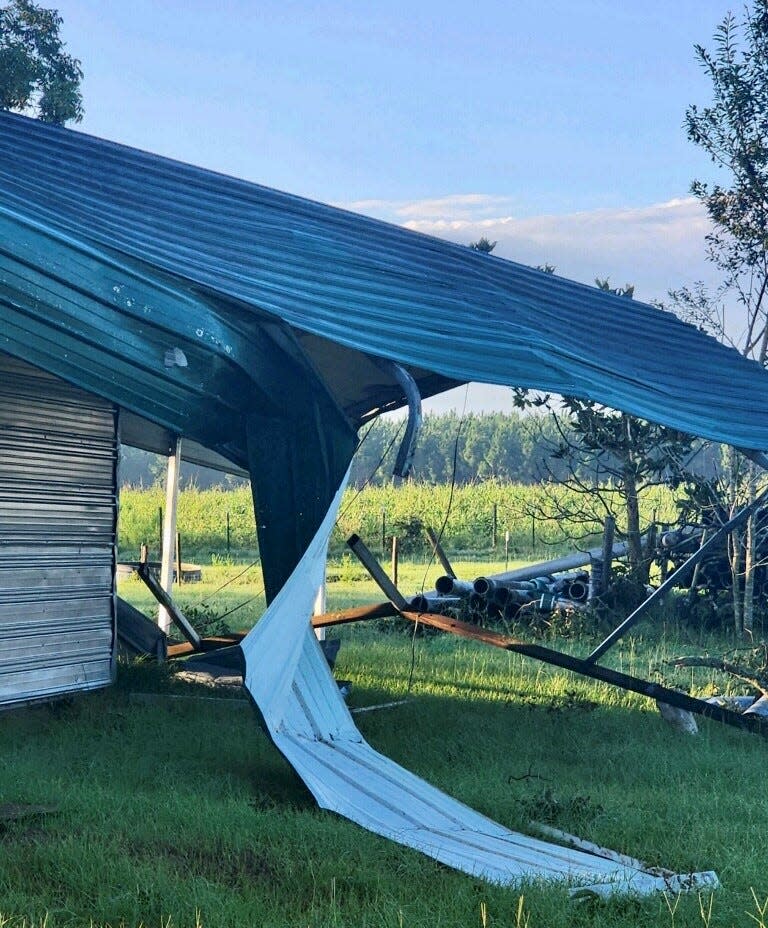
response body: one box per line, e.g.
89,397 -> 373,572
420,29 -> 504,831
0,354 -> 117,706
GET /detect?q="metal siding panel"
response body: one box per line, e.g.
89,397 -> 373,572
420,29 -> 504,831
0,354 -> 116,706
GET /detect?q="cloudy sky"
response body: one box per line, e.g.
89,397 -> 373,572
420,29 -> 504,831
53,0 -> 736,410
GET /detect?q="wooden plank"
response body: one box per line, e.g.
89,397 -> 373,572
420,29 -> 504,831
346,534 -> 409,610
424,525 -> 456,579
398,610 -> 768,737
137,563 -> 201,649
311,601 -> 400,628
166,632 -> 246,659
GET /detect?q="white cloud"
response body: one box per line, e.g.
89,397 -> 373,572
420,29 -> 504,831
341,194 -> 716,304
345,193 -> 723,413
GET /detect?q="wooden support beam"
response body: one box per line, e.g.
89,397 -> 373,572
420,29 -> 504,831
424,525 -> 456,579
311,601 -> 400,629
346,534 -> 409,610
166,632 -> 246,659
158,436 -> 182,635
138,563 -> 202,649
397,610 -> 768,738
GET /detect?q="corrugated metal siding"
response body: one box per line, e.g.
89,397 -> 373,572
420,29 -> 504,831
0,355 -> 117,706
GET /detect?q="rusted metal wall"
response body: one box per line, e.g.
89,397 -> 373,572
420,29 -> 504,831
0,354 -> 117,706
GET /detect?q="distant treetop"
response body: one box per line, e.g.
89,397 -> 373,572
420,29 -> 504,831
0,0 -> 83,124
468,237 -> 497,254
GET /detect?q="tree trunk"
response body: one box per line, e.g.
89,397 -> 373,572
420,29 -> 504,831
621,415 -> 646,581
743,469 -> 756,635
623,464 -> 645,581
725,445 -> 744,636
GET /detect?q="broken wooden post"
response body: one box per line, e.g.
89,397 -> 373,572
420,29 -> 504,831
424,525 -> 456,579
158,436 -> 182,634
138,563 -> 201,649
347,534 -> 408,610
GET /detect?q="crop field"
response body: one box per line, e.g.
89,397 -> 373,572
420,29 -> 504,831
118,482 -> 679,563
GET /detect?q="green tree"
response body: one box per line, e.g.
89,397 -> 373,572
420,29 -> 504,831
0,0 -> 82,124
665,2 -> 768,634
516,279 -> 698,583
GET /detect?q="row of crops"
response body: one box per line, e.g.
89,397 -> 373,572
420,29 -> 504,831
118,482 -> 679,562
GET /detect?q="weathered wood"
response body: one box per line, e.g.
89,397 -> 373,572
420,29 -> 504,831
311,601 -> 400,628
346,534 -> 409,610
137,563 -> 201,648
166,633 -> 246,659
424,525 -> 456,579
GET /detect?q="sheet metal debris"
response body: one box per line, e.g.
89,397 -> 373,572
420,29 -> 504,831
241,477 -> 718,894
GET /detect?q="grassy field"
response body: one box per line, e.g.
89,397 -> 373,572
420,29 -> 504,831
0,558 -> 765,927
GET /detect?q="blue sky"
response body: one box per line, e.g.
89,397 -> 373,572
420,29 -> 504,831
53,1 -> 736,410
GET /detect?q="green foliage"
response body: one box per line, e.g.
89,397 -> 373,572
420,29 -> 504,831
118,485 -> 259,560
686,3 -> 768,299
117,481 -> 680,563
468,236 -> 497,253
514,280 -> 699,579
351,411 -> 577,487
0,0 -> 82,123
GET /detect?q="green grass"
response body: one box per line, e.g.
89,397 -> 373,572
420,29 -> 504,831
0,565 -> 765,927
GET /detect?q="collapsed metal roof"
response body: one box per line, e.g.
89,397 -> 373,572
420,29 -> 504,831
3,110 -> 768,595
0,110 -> 752,893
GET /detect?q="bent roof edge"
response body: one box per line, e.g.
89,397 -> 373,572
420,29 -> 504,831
1,111 -> 768,451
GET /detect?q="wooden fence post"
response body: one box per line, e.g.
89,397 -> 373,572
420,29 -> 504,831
391,536 -> 399,588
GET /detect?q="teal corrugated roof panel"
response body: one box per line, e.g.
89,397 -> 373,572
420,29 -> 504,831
1,110 -> 768,451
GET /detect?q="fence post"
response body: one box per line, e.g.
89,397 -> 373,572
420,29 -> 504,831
226,511 -> 231,553
391,536 -> 399,588
492,503 -> 498,549
176,531 -> 182,585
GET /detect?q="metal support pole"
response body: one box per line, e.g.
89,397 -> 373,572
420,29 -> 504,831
586,484 -> 768,664
158,436 -> 182,635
